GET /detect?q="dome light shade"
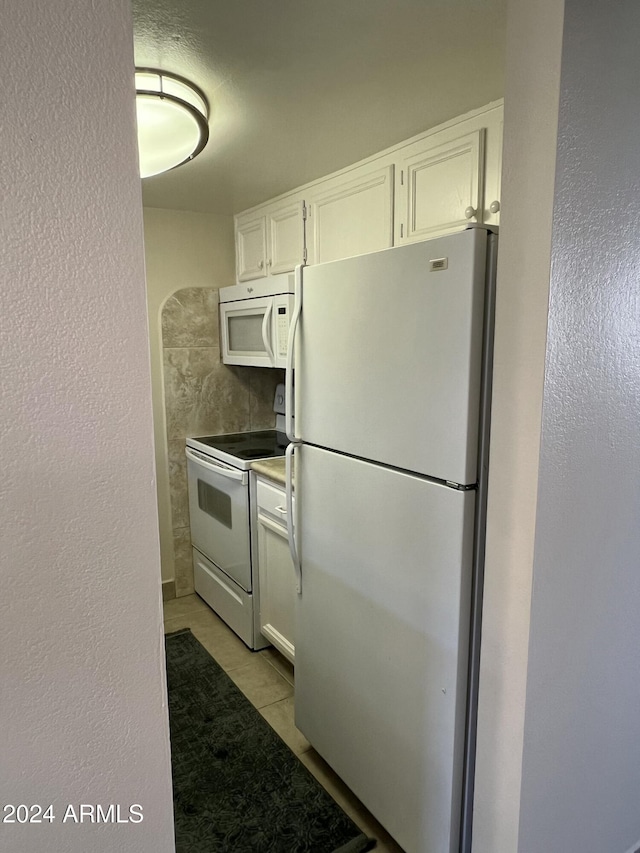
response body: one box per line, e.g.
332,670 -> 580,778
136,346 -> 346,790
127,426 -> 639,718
135,69 -> 209,179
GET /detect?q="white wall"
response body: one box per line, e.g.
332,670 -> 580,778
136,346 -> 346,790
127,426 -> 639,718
476,1 -> 640,851
517,1 -> 640,850
142,208 -> 235,583
0,2 -> 174,851
472,0 -> 564,848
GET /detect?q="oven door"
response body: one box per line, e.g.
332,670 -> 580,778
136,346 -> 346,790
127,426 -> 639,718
186,447 -> 252,592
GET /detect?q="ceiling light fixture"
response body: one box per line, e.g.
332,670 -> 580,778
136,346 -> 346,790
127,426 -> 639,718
135,68 -> 209,179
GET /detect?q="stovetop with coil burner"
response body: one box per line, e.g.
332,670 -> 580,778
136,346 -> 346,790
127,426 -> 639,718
186,429 -> 288,470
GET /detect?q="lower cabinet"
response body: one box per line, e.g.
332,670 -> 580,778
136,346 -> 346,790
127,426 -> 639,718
254,476 -> 296,664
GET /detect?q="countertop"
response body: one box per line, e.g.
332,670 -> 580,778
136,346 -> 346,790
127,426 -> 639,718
251,457 -> 287,486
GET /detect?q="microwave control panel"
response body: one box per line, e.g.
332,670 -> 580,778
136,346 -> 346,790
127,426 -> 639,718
276,306 -> 288,358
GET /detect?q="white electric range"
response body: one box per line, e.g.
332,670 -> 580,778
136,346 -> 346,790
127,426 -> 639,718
185,386 -> 288,650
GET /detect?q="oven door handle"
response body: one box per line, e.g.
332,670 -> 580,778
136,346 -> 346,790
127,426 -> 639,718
261,301 -> 275,365
185,447 -> 248,484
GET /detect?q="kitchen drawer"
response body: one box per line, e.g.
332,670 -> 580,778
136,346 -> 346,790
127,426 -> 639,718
192,548 -> 255,647
256,477 -> 294,524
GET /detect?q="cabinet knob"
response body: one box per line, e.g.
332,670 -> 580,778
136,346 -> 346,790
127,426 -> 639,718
464,206 -> 477,220
258,259 -> 264,270
489,200 -> 501,214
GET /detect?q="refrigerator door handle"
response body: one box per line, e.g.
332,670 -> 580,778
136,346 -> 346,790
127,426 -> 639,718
285,440 -> 301,593
285,265 -> 303,443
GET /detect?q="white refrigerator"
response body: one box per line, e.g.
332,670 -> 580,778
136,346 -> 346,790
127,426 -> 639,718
284,227 -> 497,853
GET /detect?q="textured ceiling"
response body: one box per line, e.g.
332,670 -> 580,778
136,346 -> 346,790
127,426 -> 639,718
133,0 -> 507,215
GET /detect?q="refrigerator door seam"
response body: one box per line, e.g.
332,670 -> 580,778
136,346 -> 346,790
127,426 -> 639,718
302,439 -> 478,491
445,480 -> 477,491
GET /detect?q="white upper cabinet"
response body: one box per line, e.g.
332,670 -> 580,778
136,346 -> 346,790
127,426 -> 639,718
482,107 -> 503,227
395,129 -> 484,243
236,212 -> 268,281
233,101 -> 504,282
305,164 -> 394,265
267,198 -> 306,275
236,197 -> 306,282
394,102 -> 504,243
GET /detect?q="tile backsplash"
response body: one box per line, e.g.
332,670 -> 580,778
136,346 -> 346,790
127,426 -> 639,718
161,287 -> 284,595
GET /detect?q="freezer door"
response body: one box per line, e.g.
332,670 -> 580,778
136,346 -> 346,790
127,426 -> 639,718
294,444 -> 476,853
296,228 -> 487,486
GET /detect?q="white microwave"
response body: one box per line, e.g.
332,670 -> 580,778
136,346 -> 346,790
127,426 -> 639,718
219,274 -> 294,368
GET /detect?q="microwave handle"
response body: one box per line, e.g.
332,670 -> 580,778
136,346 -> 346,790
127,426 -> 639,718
261,301 -> 275,365
185,447 -> 248,484
285,266 -> 302,443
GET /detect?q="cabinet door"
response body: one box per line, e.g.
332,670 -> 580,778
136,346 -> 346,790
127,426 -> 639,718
257,510 -> 296,663
396,129 -> 485,243
306,164 -> 394,265
236,212 -> 267,282
267,198 -> 306,275
482,109 -> 503,227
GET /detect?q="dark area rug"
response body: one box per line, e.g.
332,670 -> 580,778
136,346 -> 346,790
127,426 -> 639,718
165,628 -> 375,853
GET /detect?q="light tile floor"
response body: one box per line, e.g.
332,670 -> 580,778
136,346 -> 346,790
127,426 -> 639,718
164,594 -> 406,853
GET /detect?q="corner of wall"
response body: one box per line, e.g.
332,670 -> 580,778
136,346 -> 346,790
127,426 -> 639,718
471,0 -> 565,850
142,208 -> 235,587
159,286 -> 283,596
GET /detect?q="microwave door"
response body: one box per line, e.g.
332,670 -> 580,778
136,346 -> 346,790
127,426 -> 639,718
221,297 -> 275,367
